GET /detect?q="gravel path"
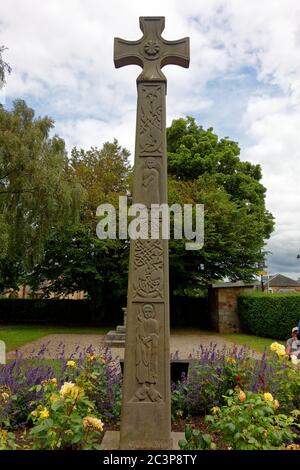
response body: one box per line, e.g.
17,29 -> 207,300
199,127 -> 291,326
7,330 -> 260,360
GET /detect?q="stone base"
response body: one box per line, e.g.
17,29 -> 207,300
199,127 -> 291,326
105,340 -> 125,348
116,325 -> 126,333
104,329 -> 125,348
101,431 -> 185,450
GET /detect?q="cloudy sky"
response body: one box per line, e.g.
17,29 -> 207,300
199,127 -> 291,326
1,0 -> 300,279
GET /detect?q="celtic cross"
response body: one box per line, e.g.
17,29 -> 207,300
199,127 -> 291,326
113,17 -> 190,450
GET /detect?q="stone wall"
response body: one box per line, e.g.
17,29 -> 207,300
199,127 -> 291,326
210,284 -> 256,333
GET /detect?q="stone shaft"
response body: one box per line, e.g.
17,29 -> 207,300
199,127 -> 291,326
120,81 -> 171,449
114,16 -> 189,450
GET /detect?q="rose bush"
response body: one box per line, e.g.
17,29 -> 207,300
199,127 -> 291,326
29,379 -> 104,450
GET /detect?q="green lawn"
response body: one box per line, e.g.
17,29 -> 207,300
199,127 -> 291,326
220,333 -> 285,353
0,325 -> 110,352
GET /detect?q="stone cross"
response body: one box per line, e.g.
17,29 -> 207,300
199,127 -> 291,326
114,16 -> 189,450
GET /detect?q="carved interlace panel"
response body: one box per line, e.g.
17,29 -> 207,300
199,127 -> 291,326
132,239 -> 163,299
139,85 -> 163,156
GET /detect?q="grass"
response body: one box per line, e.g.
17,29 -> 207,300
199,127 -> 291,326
0,325 -> 110,352
220,333 -> 284,353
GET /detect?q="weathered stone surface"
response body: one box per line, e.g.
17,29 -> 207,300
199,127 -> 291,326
101,431 -> 185,450
104,308 -> 127,348
113,16 -> 189,449
105,330 -> 126,348
210,283 -> 257,333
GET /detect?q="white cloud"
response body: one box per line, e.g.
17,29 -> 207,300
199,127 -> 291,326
55,113 -> 136,153
242,93 -> 300,277
1,0 -> 300,276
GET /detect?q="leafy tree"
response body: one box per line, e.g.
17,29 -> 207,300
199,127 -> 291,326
167,117 -> 274,292
26,140 -> 131,318
22,114 -> 274,314
0,100 -> 85,269
26,226 -> 128,322
70,140 -> 130,223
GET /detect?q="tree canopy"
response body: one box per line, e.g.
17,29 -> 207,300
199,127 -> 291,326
0,106 -> 274,310
167,116 -> 274,293
0,100 -> 85,268
70,140 -> 130,224
26,140 -> 131,318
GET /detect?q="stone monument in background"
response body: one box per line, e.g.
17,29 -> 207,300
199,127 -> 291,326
114,16 -> 189,450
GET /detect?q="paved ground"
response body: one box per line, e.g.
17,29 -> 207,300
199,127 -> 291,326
7,330 -> 260,360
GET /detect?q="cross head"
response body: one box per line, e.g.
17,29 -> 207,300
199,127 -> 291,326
114,16 -> 190,83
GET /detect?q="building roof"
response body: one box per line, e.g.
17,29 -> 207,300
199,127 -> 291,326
266,274 -> 300,287
276,288 -> 297,293
212,280 -> 259,289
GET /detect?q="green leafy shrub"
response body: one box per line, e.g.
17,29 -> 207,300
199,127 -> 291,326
0,428 -> 17,450
65,352 -> 122,420
238,292 -> 300,340
29,379 -> 104,450
179,426 -> 216,450
0,298 -> 108,325
267,344 -> 300,413
171,346 -> 252,416
205,389 -> 298,450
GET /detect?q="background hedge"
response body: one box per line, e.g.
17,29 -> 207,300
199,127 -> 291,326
0,296 -> 209,328
238,292 -> 300,340
0,299 -> 119,326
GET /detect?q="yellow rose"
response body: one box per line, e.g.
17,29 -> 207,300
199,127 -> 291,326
42,377 -> 58,387
1,392 -> 10,402
87,353 -> 97,362
270,342 -> 285,355
211,406 -> 221,414
238,390 -> 246,402
83,416 -> 104,432
39,408 -> 49,420
291,355 -> 300,366
59,382 -> 84,400
0,430 -> 8,439
286,444 -> 300,450
226,357 -> 236,365
264,392 -> 274,402
67,360 -> 76,368
277,349 -> 286,357
60,382 -> 74,397
50,393 -> 59,403
0,385 -> 11,397
274,399 -> 280,410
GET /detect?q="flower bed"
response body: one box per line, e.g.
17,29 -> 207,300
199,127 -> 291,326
0,345 -> 122,449
0,342 -> 299,450
176,343 -> 300,450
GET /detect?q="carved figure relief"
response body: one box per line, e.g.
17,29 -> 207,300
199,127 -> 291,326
132,239 -> 163,299
134,303 -> 162,402
142,158 -> 160,207
139,85 -> 163,155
